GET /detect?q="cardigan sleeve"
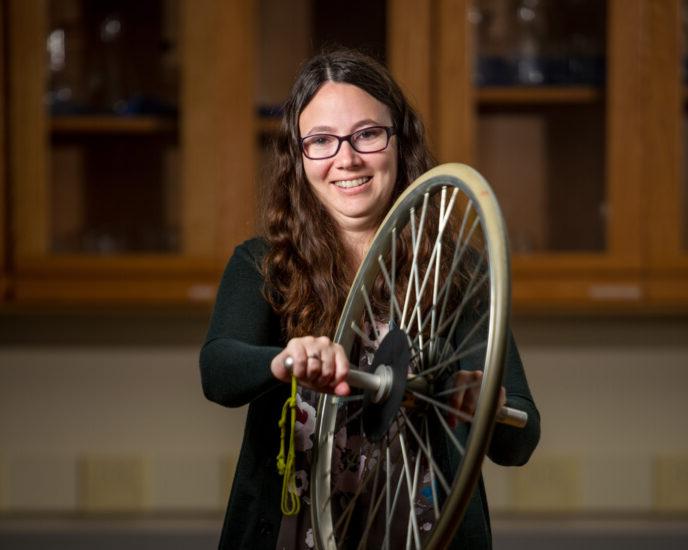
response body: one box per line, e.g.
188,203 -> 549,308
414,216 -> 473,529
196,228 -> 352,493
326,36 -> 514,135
453,305 -> 540,467
486,330 -> 540,466
199,238 -> 284,408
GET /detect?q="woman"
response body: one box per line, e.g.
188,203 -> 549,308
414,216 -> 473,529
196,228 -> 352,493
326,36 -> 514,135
200,48 -> 540,550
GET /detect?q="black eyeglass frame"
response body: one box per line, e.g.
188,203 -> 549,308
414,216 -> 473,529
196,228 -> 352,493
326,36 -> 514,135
299,126 -> 395,160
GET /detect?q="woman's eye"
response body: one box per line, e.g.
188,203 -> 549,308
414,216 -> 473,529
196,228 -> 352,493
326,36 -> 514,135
356,127 -> 382,141
310,135 -> 333,146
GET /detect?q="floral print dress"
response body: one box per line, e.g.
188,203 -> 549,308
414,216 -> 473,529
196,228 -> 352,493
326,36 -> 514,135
275,322 -> 437,549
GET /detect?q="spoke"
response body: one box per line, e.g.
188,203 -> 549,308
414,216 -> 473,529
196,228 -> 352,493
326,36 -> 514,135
330,423 -> 405,542
434,378 -> 483,398
410,214 -> 426,355
333,440 -> 384,543
429,189 -> 446,363
383,450 -> 407,550
405,188 -> 459,345
424,417 -> 441,520
407,340 -> 424,368
401,208 -> 419,329
414,301 -> 424,366
406,445 -> 423,550
399,431 -> 422,550
414,338 -> 488,379
429,210 -> 479,330
407,243 -> 487,366
351,320 -> 369,341
401,194 -> 429,329
385,445 -> 391,550
437,309 -> 489,378
378,254 -> 404,326
426,188 -> 459,340
390,226 -> 397,327
410,390 -> 474,424
400,409 -> 450,494
435,268 -> 488,341
360,475 -> 390,550
361,284 -> 380,341
434,215 -> 481,359
433,405 -> 466,456
406,516 -> 414,550
358,446 -> 386,550
317,407 -> 366,496
437,249 -> 487,359
332,404 -> 365,436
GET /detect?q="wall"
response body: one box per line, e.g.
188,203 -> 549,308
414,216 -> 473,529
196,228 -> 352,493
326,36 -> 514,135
1,312 -> 687,544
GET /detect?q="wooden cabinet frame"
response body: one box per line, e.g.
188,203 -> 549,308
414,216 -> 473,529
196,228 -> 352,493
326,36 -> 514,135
644,0 -> 688,307
0,0 -> 7,301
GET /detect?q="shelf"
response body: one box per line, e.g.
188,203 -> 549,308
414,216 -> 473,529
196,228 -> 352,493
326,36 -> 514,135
12,256 -> 224,305
477,86 -> 604,105
51,116 -> 177,135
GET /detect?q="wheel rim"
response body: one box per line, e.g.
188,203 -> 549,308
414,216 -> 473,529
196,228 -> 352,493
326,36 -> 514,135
310,163 -> 510,550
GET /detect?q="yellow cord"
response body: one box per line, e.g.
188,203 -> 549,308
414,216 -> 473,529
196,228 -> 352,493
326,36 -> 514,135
276,375 -> 300,516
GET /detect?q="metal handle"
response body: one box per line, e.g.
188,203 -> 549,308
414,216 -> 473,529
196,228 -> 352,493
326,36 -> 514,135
496,406 -> 528,428
283,356 -> 527,427
284,355 -> 380,390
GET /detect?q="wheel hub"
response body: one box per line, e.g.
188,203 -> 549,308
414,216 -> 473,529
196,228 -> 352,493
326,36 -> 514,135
361,327 -> 411,441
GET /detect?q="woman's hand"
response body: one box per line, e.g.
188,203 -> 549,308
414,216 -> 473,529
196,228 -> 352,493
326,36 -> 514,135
448,370 -> 506,428
271,336 -> 351,396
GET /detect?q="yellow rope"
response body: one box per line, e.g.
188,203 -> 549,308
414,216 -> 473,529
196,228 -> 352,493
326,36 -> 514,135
276,375 -> 300,516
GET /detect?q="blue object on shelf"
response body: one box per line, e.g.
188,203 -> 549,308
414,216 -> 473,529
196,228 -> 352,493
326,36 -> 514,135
475,55 -> 606,87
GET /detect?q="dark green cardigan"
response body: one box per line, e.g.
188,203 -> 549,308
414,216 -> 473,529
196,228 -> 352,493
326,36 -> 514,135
200,238 -> 540,550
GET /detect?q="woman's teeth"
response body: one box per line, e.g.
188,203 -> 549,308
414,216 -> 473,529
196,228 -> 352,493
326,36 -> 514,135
334,177 -> 371,189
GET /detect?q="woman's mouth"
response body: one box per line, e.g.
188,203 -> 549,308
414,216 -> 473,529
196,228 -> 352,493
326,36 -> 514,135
333,176 -> 372,189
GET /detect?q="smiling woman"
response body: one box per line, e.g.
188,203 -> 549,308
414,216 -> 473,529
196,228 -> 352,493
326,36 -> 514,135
199,48 -> 539,550
262,51 -> 434,341
299,81 -> 398,257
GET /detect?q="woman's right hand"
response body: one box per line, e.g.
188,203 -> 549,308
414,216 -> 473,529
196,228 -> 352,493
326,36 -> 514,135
271,336 -> 351,396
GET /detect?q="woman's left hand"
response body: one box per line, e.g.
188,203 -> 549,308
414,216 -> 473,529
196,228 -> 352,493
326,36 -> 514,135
448,370 -> 506,428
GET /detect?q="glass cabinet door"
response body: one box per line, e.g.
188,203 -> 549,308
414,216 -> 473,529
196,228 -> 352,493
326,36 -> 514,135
8,0 -> 256,304
30,0 -> 180,256
471,0 -> 607,254
435,0 -> 647,311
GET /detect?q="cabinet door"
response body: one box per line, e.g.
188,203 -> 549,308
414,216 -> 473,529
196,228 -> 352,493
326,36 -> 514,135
435,0 -> 646,312
8,0 -> 255,304
645,0 -> 688,309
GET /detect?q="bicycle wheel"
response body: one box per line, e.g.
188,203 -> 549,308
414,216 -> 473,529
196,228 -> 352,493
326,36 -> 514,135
309,163 -> 511,550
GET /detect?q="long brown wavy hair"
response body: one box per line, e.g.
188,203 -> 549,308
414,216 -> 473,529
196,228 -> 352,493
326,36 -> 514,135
261,49 -> 437,339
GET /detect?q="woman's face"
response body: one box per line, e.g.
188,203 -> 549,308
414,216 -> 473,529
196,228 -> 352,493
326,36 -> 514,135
298,81 -> 398,237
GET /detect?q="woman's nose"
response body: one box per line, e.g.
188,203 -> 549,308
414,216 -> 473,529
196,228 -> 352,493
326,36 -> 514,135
335,140 -> 362,167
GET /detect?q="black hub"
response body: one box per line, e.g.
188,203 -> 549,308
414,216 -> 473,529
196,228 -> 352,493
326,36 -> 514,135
362,328 -> 411,442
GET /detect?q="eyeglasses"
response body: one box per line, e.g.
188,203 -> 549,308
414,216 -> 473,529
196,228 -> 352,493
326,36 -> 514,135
300,126 -> 395,160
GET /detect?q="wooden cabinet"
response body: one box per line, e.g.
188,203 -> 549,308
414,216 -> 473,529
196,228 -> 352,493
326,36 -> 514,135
0,2 -> 7,302
430,0 -> 687,313
7,0 -> 255,305
3,0 -> 687,311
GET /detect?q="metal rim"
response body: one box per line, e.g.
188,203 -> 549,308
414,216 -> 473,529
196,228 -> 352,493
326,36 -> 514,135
310,163 -> 510,550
